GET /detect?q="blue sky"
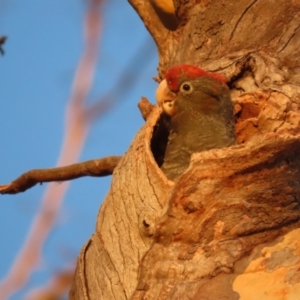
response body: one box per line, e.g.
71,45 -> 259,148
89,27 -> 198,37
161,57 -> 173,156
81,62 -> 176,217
0,1 -> 158,298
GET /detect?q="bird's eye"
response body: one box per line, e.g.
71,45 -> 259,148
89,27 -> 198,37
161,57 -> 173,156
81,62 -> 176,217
183,84 -> 190,91
180,82 -> 193,94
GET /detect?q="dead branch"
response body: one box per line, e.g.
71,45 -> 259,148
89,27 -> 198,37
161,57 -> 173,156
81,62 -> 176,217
0,97 -> 153,195
0,156 -> 122,195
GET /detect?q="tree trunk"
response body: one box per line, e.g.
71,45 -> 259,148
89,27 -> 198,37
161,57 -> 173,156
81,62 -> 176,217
70,1 -> 300,299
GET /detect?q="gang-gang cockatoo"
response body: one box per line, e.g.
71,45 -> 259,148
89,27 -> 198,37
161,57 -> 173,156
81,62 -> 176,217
155,64 -> 236,181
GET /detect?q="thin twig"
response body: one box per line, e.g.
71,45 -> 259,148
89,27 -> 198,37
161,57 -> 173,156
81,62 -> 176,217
0,156 -> 122,195
85,37 -> 156,122
25,267 -> 75,300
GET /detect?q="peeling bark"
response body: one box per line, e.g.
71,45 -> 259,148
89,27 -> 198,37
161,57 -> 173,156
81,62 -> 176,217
70,0 -> 300,299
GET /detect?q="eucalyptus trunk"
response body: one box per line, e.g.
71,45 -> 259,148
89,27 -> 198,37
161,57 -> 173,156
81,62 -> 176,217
70,1 -> 300,299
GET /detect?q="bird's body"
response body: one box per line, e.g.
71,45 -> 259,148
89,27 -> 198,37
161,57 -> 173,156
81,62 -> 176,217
155,65 -> 236,180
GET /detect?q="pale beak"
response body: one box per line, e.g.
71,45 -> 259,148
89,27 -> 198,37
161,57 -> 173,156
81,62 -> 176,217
155,79 -> 177,116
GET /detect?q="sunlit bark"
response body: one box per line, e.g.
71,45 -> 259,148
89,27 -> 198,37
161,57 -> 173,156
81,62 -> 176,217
70,0 -> 300,299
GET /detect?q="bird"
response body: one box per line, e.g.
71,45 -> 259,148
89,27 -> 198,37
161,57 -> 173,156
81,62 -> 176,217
155,64 -> 236,181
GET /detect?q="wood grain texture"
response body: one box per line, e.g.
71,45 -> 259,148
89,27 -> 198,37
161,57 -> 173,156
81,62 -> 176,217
70,107 -> 173,299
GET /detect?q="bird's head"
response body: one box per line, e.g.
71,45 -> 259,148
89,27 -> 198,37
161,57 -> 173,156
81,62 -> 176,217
156,64 -> 230,117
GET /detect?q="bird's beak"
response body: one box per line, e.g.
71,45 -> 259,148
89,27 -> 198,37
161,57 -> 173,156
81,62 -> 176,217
155,79 -> 177,116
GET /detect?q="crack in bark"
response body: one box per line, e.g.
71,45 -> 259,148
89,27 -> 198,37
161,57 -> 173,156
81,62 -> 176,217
82,239 -> 92,300
111,220 -> 127,280
229,0 -> 258,41
145,153 -> 164,211
277,22 -> 300,54
98,233 -> 127,298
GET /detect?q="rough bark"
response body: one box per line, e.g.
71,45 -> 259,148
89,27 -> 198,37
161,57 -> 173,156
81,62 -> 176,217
70,107 -> 171,299
70,0 -> 300,299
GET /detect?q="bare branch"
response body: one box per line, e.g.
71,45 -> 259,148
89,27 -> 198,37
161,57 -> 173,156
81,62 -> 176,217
0,156 -> 122,195
0,93 -> 153,196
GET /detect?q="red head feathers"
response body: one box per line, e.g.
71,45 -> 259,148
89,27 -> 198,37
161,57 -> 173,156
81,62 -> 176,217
165,64 -> 226,92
